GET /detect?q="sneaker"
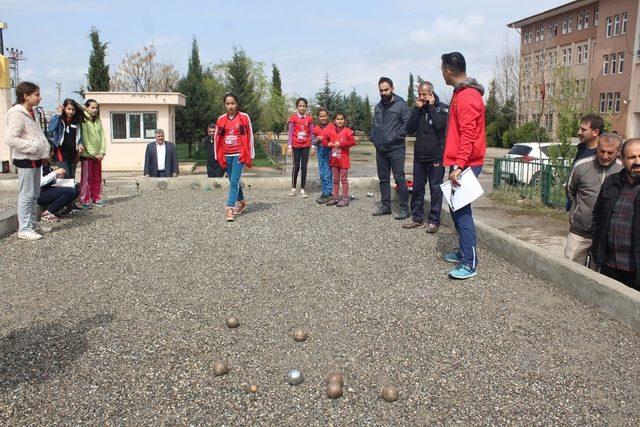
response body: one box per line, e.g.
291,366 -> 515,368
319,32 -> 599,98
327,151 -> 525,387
402,220 -> 423,229
448,264 -> 477,280
289,188 -> 296,196
225,206 -> 235,222
233,200 -> 247,215
372,207 -> 392,216
326,198 -> 339,206
33,223 -> 52,234
17,229 -> 42,240
41,210 -> 60,222
93,200 -> 107,208
80,203 -> 93,210
425,223 -> 439,234
316,194 -> 331,204
443,252 -> 462,264
336,198 -> 349,207
394,210 -> 410,220
300,189 -> 308,198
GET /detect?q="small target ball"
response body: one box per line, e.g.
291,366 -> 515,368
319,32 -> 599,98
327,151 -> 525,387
213,360 -> 229,376
226,317 -> 239,328
381,385 -> 399,402
293,329 -> 308,342
326,372 -> 344,386
326,382 -> 343,399
247,384 -> 259,393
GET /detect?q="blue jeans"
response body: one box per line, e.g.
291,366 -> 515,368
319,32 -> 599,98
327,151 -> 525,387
411,160 -> 445,224
316,145 -> 332,195
449,166 -> 483,269
226,155 -> 244,207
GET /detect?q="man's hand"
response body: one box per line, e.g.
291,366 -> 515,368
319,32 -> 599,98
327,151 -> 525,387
415,99 -> 425,109
287,147 -> 292,156
310,146 -> 316,156
54,168 -> 66,178
172,173 -> 177,177
449,168 -> 462,187
316,135 -> 324,142
426,91 -> 436,106
95,153 -> 104,161
78,145 -> 85,154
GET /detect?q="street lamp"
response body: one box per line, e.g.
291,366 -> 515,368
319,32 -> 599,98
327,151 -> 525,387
0,22 -> 7,54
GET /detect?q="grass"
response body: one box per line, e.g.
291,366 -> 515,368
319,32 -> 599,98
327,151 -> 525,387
175,140 -> 275,167
490,190 -> 568,221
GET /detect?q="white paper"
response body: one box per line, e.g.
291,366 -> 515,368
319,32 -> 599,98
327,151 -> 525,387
53,179 -> 76,188
440,168 -> 484,211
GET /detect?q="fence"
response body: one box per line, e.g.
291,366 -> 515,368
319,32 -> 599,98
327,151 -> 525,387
493,158 -> 572,208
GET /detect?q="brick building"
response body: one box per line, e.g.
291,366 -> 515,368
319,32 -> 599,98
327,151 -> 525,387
508,0 -> 640,138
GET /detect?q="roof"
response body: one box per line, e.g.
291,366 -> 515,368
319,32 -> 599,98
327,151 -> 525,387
84,92 -> 186,107
507,0 -> 598,28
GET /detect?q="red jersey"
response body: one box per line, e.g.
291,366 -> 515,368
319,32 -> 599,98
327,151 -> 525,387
288,113 -> 314,148
313,123 -> 334,146
214,112 -> 255,168
323,126 -> 356,169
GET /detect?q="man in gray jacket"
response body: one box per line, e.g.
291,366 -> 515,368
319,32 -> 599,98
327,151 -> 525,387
370,77 -> 411,219
565,133 -> 623,266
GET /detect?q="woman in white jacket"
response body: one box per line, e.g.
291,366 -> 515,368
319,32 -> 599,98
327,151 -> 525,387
5,82 -> 52,240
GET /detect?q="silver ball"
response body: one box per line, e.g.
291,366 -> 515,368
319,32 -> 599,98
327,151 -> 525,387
349,195 -> 356,200
287,369 -> 304,385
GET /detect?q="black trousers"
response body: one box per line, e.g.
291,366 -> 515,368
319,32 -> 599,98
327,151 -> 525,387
411,160 -> 445,224
38,186 -> 79,214
601,264 -> 638,290
206,159 -> 225,177
376,146 -> 408,210
292,147 -> 310,189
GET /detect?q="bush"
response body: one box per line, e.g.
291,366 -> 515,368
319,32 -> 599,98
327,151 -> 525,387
485,122 -> 502,147
500,122 -> 550,148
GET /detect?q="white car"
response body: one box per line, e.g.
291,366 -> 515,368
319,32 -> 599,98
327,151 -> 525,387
500,142 -> 558,185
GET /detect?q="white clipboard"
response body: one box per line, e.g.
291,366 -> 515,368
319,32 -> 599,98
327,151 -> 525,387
440,168 -> 484,211
52,179 -> 76,188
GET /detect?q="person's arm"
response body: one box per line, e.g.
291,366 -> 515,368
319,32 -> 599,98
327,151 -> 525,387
566,164 -> 579,205
171,143 -> 179,176
41,167 -> 58,187
389,102 -> 410,142
429,104 -> 448,131
143,144 -> 151,176
454,94 -> 483,168
47,114 -> 61,132
591,185 -> 606,241
97,121 -> 107,157
406,107 -> 420,134
309,120 -> 316,147
246,115 -> 255,161
5,112 -> 37,154
338,130 -> 357,148
287,122 -> 294,151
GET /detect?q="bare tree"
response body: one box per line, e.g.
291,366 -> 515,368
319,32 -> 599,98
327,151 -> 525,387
493,36 -> 520,105
110,44 -> 179,92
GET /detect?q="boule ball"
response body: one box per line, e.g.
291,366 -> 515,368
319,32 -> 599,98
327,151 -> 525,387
157,180 -> 168,190
326,382 -> 343,399
349,195 -> 356,200
326,372 -> 344,386
293,329 -> 308,342
287,369 -> 304,385
381,385 -> 400,402
213,360 -> 229,376
226,317 -> 239,328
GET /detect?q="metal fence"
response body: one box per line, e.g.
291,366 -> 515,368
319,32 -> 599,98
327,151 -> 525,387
493,158 -> 572,208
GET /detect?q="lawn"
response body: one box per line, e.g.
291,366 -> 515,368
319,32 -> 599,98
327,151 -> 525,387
176,140 -> 275,167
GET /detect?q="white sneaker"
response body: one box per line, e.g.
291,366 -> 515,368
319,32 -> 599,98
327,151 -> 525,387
300,189 -> 308,198
17,229 -> 42,240
289,188 -> 296,196
33,223 -> 52,234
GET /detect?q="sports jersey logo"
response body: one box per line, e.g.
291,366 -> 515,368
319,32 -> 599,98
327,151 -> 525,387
225,127 -> 238,145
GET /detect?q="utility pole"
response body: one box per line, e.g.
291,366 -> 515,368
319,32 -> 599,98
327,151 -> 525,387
5,47 -> 26,88
56,82 -> 62,105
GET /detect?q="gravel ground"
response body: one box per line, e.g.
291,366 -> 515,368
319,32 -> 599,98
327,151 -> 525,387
1,187 -> 639,425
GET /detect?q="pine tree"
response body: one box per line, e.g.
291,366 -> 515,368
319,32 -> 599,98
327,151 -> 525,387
271,64 -> 282,97
225,47 -> 262,131
407,73 -> 416,106
345,89 -> 362,130
361,96 -> 372,135
315,73 -> 338,115
267,64 -> 287,135
86,27 -> 110,91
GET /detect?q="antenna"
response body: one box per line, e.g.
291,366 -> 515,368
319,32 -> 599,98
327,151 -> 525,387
5,47 -> 26,87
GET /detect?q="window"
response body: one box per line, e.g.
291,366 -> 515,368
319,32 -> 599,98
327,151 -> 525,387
603,55 -> 609,75
611,53 -> 618,74
583,43 -> 589,63
599,93 -> 606,113
568,16 -> 573,33
614,14 -> 621,36
577,46 -> 583,64
578,11 -> 584,30
535,26 -> 540,41
540,25 -> 544,40
614,92 -> 621,113
606,16 -> 613,37
562,16 -> 568,34
619,52 -> 625,74
549,21 -> 554,37
607,93 -> 614,112
622,12 -> 628,34
584,10 -> 589,28
553,20 -> 558,36
110,112 -> 158,140
529,28 -> 533,43
595,6 -> 599,26
562,47 -> 573,66
567,47 -> 572,65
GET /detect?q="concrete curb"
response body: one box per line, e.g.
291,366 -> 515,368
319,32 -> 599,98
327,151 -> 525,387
0,209 -> 18,238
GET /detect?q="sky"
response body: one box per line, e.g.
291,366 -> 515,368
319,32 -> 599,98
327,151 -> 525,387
1,0 -> 568,109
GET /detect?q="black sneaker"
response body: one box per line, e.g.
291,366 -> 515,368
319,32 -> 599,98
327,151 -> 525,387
316,194 -> 331,204
372,207 -> 392,216
394,210 -> 410,220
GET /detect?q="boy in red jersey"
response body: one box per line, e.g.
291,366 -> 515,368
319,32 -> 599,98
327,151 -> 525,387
287,98 -> 315,198
313,108 -> 334,204
323,112 -> 356,207
214,92 -> 255,222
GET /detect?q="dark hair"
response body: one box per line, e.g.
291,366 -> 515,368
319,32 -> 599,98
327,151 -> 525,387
84,99 -> 99,121
334,111 -> 347,122
621,138 -> 640,158
378,77 -> 394,87
441,52 -> 466,74
61,98 -> 84,123
85,98 -> 98,107
580,114 -> 605,136
317,107 -> 328,115
223,92 -> 239,105
296,97 -> 308,107
207,123 -> 216,129
15,81 -> 39,105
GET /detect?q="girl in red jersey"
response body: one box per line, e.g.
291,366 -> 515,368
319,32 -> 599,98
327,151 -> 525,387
313,108 -> 334,204
214,92 -> 255,222
287,97 -> 315,198
323,112 -> 356,207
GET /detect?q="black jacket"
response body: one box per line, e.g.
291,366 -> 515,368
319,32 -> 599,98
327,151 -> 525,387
203,135 -> 225,177
406,96 -> 448,162
591,170 -> 640,287
370,95 -> 410,151
143,141 -> 179,177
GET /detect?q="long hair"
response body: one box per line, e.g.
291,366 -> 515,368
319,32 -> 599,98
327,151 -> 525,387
61,98 -> 85,124
14,81 -> 39,105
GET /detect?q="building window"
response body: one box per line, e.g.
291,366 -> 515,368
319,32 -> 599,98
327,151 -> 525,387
603,55 -> 609,75
553,20 -> 558,36
568,16 -> 573,33
578,11 -> 584,30
606,16 -> 612,37
607,93 -> 614,112
599,93 -> 606,113
611,53 -> 618,74
595,6 -> 599,26
562,16 -> 568,34
577,46 -> 583,64
540,25 -> 544,40
622,12 -> 628,34
110,112 -> 158,140
614,92 -> 621,113
583,43 -> 589,63
549,21 -> 554,37
613,14 -> 621,36
584,10 -> 589,28
619,52 -> 625,74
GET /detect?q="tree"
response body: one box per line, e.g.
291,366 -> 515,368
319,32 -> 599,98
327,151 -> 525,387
361,96 -> 372,135
175,37 -> 212,157
407,73 -> 416,106
86,27 -> 110,91
110,44 -> 179,92
548,65 -> 584,161
264,64 -> 287,136
315,73 -> 340,114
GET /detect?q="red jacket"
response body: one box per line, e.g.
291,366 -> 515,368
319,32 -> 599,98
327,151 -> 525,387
288,113 -> 314,148
323,126 -> 356,169
214,112 -> 254,168
443,83 -> 486,168
313,123 -> 334,146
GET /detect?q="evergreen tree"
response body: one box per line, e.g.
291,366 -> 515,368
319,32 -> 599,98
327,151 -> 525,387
86,27 -> 110,91
224,47 -> 263,131
271,64 -> 282,97
407,73 -> 416,106
315,73 -> 339,114
266,64 -> 287,135
485,80 -> 499,125
361,96 -> 373,135
345,89 -> 362,130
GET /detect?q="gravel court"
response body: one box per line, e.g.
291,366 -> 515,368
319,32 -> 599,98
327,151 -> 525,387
0,187 -> 639,425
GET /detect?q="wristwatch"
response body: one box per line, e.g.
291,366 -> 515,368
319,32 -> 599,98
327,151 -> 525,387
453,165 -> 460,171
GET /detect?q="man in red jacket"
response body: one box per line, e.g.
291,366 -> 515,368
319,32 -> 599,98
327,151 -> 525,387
440,52 -> 486,280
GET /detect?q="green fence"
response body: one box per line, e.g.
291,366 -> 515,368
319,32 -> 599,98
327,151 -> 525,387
493,158 -> 572,208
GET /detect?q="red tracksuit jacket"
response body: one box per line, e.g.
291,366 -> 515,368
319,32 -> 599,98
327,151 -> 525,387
288,113 -> 314,148
313,123 -> 334,146
443,85 -> 486,168
323,126 -> 356,169
214,112 -> 255,168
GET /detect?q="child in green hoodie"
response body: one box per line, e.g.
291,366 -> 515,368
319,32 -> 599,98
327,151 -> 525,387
79,99 -> 107,208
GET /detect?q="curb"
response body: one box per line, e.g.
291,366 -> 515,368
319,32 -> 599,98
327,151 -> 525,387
0,209 -> 18,238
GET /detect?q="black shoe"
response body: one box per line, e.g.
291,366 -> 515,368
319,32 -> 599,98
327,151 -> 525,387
394,210 -> 410,220
372,207 -> 392,216
316,194 -> 331,204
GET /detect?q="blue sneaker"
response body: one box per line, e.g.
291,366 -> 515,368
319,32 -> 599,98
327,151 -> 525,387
93,200 -> 107,208
448,264 -> 477,280
80,203 -> 93,210
443,252 -> 462,263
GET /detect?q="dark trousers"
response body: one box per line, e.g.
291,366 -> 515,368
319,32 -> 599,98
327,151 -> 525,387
38,186 -> 79,214
411,160 -> 445,224
292,147 -> 310,189
156,170 -> 167,177
376,146 -> 408,210
206,160 -> 225,177
58,160 -> 77,180
449,166 -> 483,269
601,264 -> 638,290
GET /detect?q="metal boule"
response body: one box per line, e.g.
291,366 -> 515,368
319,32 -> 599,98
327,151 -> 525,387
293,329 -> 308,342
287,369 -> 304,385
381,385 -> 399,402
226,317 -> 239,328
213,360 -> 229,376
157,180 -> 168,190
326,382 -> 343,399
326,372 -> 344,386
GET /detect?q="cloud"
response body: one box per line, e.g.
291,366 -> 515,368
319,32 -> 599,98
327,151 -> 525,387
410,14 -> 485,47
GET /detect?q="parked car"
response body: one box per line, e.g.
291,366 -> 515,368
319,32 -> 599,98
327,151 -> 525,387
500,142 -> 559,185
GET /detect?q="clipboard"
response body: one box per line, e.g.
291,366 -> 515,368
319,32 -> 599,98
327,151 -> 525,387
440,168 -> 484,211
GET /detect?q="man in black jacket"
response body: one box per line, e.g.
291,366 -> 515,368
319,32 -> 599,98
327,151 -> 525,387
592,138 -> 640,290
370,77 -> 411,219
403,81 -> 448,232
203,123 -> 225,177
